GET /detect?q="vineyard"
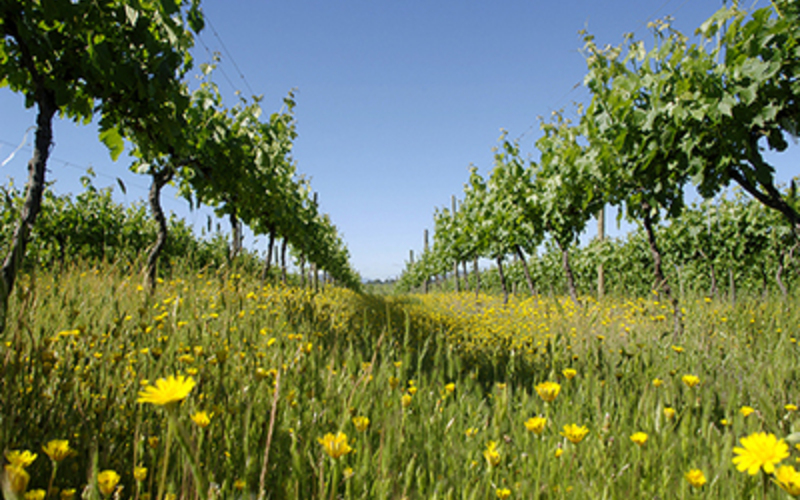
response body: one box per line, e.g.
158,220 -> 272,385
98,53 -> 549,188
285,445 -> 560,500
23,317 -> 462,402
2,0 -> 800,499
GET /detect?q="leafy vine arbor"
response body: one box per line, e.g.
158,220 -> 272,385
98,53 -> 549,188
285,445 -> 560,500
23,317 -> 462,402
485,137 -> 543,300
535,114 -> 602,307
0,0 -> 204,333
581,24 -> 697,335
582,1 -> 800,333
134,76 -> 360,291
674,3 -> 800,234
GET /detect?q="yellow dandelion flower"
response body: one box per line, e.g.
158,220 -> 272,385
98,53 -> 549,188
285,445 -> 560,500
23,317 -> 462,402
5,450 -> 37,468
483,441 -> 501,467
42,440 -> 75,462
561,424 -> 589,444
465,427 -> 478,438
524,416 -> 547,435
732,432 -> 789,475
496,487 -> 511,499
663,407 -> 676,420
787,404 -> 798,412
444,383 -> 456,394
652,378 -> 663,387
401,394 -> 412,408
740,406 -> 756,418
682,375 -> 700,388
97,470 -> 121,496
59,489 -> 76,500
4,464 -> 30,494
535,381 -> 561,402
24,489 -> 46,500
137,375 -> 196,406
562,368 -> 577,380
775,465 -> 800,496
134,466 -> 147,482
685,469 -> 706,488
352,416 -> 370,432
318,432 -> 353,459
554,447 -> 564,458
630,432 -> 648,446
190,411 -> 212,428
234,479 -> 246,491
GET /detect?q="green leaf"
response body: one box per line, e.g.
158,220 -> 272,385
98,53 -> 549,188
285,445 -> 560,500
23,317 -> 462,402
124,5 -> 139,26
99,127 -> 124,161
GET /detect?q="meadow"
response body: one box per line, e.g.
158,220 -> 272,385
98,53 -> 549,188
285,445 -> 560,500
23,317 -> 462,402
3,262 -> 800,499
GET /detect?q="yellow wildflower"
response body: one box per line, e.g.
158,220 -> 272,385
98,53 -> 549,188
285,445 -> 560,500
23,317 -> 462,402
134,466 -> 147,482
401,394 -> 412,408
352,416 -> 370,432
630,432 -> 648,446
562,368 -> 577,380
444,383 -> 456,394
682,375 -> 700,388
483,441 -> 501,467
60,489 -> 76,500
535,381 -> 561,402
5,450 -> 37,468
190,411 -> 212,428
524,416 -> 547,435
137,375 -> 196,406
775,465 -> 800,497
318,432 -> 353,459
97,470 -> 121,496
685,469 -> 706,488
663,407 -> 676,420
652,378 -> 663,387
561,424 -> 589,444
24,489 -> 45,500
787,404 -> 798,412
496,487 -> 511,499
42,440 -> 75,462
740,406 -> 755,418
732,431 -> 789,475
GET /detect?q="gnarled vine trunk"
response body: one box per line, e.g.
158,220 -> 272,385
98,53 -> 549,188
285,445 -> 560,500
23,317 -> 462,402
496,256 -> 509,305
642,205 -> 683,337
555,239 -> 579,307
145,169 -> 173,291
0,90 -> 56,334
515,245 -> 536,296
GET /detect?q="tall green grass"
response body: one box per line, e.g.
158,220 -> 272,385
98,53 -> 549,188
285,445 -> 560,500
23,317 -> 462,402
2,261 -> 800,498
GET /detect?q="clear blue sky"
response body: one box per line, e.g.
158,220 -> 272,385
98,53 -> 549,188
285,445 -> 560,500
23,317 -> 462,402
1,0 -> 797,280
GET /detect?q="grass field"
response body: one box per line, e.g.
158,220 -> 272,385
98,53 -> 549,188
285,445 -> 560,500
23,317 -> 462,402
3,262 -> 800,499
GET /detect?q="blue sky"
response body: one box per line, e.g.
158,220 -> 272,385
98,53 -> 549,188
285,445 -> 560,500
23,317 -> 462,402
1,0 -> 797,280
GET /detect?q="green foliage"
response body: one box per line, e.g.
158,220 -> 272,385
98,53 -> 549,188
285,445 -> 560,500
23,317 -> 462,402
403,2 -> 800,301
399,185 -> 799,298
0,180 -> 245,273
